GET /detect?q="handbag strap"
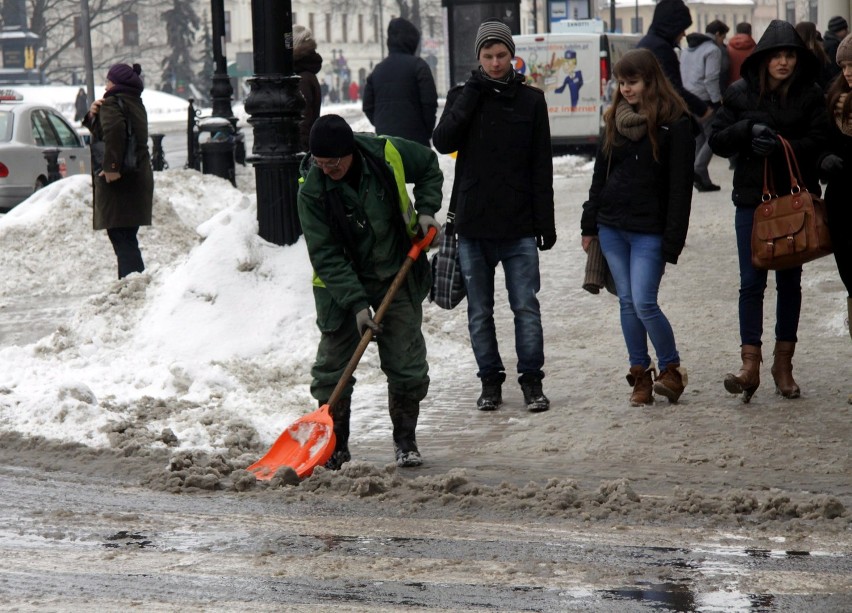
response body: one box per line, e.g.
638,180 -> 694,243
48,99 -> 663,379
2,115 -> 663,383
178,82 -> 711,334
762,135 -> 805,202
115,96 -> 134,139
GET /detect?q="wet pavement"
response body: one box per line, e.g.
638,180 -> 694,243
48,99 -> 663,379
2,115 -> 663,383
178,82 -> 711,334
1,460 -> 849,611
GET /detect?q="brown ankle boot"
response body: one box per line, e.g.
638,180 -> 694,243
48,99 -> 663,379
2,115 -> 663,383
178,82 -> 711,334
654,363 -> 687,403
771,341 -> 801,399
626,365 -> 655,406
724,345 -> 761,403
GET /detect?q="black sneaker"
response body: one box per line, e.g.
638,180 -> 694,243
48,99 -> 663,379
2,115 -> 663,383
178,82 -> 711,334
477,378 -> 503,411
520,375 -> 550,412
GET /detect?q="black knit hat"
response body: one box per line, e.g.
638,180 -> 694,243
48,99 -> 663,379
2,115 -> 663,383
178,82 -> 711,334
475,18 -> 515,58
309,114 -> 354,158
828,16 -> 849,33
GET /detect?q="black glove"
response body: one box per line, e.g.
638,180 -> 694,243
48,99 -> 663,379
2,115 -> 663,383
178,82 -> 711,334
355,307 -> 383,338
465,69 -> 486,93
751,123 -> 778,157
820,154 -> 844,176
536,233 -> 557,251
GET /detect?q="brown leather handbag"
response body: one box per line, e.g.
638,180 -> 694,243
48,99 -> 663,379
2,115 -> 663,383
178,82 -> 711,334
751,136 -> 833,270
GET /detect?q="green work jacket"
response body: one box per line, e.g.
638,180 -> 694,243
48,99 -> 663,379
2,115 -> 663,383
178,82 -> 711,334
297,133 -> 443,332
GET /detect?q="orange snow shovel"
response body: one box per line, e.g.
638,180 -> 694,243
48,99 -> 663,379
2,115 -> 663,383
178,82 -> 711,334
248,226 -> 438,480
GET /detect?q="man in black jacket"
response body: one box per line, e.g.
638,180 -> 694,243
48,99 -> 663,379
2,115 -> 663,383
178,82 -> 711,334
823,16 -> 848,82
433,18 -> 555,413
638,0 -> 711,121
362,18 -> 438,146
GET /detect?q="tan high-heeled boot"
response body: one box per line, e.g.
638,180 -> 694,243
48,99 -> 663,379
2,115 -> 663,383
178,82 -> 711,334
771,341 -> 801,399
724,345 -> 761,403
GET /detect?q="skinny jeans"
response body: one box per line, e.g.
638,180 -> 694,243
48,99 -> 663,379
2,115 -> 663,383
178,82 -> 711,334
734,206 -> 802,345
598,225 -> 680,370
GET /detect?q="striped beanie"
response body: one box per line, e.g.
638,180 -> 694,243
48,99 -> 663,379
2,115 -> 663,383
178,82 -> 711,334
475,18 -> 515,59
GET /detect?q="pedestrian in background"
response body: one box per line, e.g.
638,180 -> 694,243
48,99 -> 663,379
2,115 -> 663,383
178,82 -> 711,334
297,115 -> 443,469
796,21 -> 833,89
819,34 -> 852,374
727,22 -> 756,84
638,0 -> 711,122
708,20 -> 731,94
581,49 -> 694,406
83,63 -> 153,280
74,87 -> 88,124
709,20 -> 830,403
681,20 -> 724,191
823,16 -> 848,83
293,25 -> 323,153
362,17 -> 438,146
433,18 -> 555,413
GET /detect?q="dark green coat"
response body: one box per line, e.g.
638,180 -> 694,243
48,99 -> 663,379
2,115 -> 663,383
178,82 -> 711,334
84,93 -> 154,230
297,134 -> 443,332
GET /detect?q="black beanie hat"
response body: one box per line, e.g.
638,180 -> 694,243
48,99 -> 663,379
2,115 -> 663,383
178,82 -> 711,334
475,18 -> 515,59
829,16 -> 849,33
309,114 -> 355,158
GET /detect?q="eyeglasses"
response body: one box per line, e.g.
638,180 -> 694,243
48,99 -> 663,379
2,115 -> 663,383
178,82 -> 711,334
313,156 -> 342,170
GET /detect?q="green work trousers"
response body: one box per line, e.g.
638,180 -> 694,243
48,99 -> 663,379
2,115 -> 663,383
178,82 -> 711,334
310,282 -> 430,403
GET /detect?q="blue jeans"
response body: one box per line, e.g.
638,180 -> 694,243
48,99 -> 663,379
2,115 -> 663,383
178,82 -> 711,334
458,236 -> 544,380
598,225 -> 680,370
734,207 -> 801,345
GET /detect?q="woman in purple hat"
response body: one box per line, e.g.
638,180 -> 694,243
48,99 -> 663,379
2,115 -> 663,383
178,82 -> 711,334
83,62 -> 154,279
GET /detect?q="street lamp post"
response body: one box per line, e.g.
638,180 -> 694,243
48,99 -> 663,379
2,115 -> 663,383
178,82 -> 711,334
210,0 -> 235,120
246,0 -> 305,246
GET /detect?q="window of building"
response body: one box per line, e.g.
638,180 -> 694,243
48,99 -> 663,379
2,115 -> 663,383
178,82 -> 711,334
224,11 -> 231,43
785,2 -> 795,24
373,14 -> 379,42
122,13 -> 138,47
631,17 -> 643,34
309,13 -> 315,37
326,14 -> 332,42
358,15 -> 363,43
808,0 -> 818,23
342,14 -> 348,43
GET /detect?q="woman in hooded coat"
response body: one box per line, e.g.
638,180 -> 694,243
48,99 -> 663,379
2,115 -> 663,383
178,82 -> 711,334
293,25 -> 323,152
362,17 -> 438,146
709,20 -> 830,403
83,63 -> 154,279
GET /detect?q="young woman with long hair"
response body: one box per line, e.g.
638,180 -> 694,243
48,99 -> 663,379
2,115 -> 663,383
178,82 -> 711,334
580,48 -> 695,406
709,20 -> 830,403
820,34 -> 852,398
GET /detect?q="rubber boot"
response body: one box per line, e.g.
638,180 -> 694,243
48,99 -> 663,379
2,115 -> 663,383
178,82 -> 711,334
388,392 -> 422,467
724,345 -> 761,403
847,297 -> 851,342
322,397 -> 351,470
626,365 -> 655,406
771,341 -> 801,399
653,363 -> 688,403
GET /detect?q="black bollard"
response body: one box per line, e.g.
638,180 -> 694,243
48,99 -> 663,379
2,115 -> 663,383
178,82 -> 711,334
43,149 -> 62,183
150,134 -> 167,171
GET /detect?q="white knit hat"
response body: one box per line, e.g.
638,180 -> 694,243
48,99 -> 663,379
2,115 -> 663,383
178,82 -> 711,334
474,19 -> 515,59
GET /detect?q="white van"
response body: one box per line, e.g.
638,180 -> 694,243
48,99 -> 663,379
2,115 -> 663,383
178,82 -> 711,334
512,31 -> 640,150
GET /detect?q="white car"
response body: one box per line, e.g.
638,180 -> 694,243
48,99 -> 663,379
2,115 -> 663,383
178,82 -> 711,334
0,92 -> 91,211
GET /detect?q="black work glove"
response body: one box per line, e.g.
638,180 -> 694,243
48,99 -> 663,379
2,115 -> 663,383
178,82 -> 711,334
750,123 -> 779,157
355,307 -> 383,338
820,154 -> 844,177
536,233 -> 557,251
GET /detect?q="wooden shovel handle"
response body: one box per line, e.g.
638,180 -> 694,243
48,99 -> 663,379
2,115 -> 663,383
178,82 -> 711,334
326,227 -> 437,409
